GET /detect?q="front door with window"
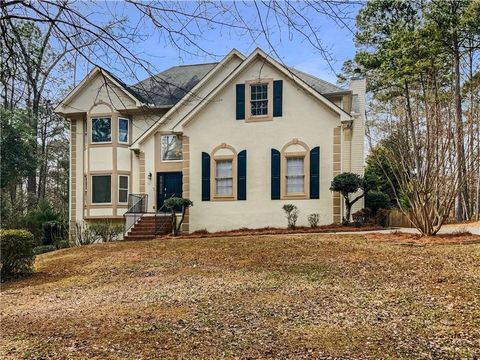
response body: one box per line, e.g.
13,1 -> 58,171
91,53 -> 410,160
156,172 -> 183,211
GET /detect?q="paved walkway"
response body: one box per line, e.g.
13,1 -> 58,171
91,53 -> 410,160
331,221 -> 480,235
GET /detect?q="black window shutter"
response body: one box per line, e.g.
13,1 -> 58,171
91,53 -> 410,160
273,80 -> 283,117
201,152 -> 211,201
237,150 -> 247,200
271,149 -> 281,199
310,146 -> 320,199
236,84 -> 245,120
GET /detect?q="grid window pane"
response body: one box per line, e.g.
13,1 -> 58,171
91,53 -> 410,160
119,175 -> 128,203
250,84 -> 268,116
161,135 -> 182,161
92,117 -> 111,143
215,160 -> 233,196
92,175 -> 111,203
119,175 -> 128,189
118,118 -> 129,143
286,157 -> 304,193
119,189 -> 128,203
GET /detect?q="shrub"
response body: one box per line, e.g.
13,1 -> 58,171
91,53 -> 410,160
24,200 -> 60,241
376,208 -> 390,227
307,213 -> 320,227
352,208 -> 372,225
42,220 -> 67,246
365,190 -> 391,215
89,221 -> 123,242
56,240 -> 70,249
282,204 -> 299,228
33,244 -> 56,255
0,229 -> 36,278
191,229 -> 209,235
75,222 -> 97,246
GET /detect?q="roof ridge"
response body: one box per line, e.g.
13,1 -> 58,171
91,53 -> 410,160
173,62 -> 219,68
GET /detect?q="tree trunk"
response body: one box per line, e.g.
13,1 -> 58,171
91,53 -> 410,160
343,197 -> 352,226
452,40 -> 468,221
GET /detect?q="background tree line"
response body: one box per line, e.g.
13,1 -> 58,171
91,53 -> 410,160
350,0 -> 480,233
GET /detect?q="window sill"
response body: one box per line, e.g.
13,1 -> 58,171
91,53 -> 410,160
212,195 -> 236,201
161,159 -> 183,163
282,193 -> 308,200
88,203 -> 113,208
245,115 -> 273,123
90,141 -> 113,146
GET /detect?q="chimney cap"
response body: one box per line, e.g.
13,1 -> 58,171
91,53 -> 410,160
352,67 -> 364,80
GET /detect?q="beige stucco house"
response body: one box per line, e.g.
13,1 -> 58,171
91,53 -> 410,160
55,48 -> 366,241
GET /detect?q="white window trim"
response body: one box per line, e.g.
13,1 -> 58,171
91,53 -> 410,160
285,156 -> 306,195
91,117 -> 112,144
118,175 -> 129,204
215,158 -> 234,197
160,134 -> 183,162
118,118 -> 129,144
91,174 -> 112,205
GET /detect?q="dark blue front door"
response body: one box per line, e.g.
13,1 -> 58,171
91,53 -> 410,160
156,172 -> 183,211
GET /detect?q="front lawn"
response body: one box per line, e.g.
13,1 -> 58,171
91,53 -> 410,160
1,233 -> 479,359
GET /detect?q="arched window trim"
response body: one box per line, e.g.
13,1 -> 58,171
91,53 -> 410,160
281,138 -> 310,199
211,143 -> 238,201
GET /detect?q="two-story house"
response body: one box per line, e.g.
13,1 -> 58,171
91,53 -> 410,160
55,48 -> 366,241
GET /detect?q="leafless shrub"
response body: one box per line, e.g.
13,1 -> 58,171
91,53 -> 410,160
307,213 -> 320,228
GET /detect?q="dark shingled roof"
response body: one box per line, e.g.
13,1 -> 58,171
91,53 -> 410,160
288,68 -> 348,95
129,63 -> 217,106
126,62 -> 347,107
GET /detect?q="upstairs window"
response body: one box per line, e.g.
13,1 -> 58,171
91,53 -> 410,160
118,118 -> 129,143
161,135 -> 182,161
250,83 -> 268,116
91,117 -> 111,143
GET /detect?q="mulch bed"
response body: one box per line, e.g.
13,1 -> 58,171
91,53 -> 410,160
174,224 -> 385,239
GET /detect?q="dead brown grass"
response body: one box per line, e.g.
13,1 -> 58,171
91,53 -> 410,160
366,231 -> 480,245
1,233 -> 480,359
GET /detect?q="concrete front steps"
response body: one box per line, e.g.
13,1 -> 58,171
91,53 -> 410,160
124,215 -> 172,241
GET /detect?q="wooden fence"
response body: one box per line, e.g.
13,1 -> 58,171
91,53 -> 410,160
385,209 -> 415,228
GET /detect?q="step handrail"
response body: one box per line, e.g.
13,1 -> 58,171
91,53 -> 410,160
123,194 -> 148,236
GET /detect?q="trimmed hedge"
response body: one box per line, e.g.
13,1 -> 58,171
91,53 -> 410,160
33,245 -> 56,255
56,240 -> 70,249
1,229 -> 36,278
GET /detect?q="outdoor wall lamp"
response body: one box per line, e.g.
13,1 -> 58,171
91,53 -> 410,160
148,172 -> 152,180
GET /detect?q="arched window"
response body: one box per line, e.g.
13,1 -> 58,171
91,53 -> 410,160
211,143 -> 237,200
281,139 -> 310,199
